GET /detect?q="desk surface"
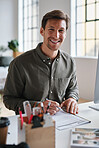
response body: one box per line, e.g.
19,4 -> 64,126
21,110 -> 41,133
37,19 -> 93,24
7,101 -> 99,148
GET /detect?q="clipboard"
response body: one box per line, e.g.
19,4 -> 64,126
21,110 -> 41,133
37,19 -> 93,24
52,111 -> 91,130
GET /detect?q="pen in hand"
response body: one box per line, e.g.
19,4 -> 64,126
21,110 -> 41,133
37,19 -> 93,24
46,101 -> 51,113
41,102 -> 44,113
56,106 -> 64,112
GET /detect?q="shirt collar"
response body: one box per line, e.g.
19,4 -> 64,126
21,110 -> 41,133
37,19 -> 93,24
36,42 -> 60,63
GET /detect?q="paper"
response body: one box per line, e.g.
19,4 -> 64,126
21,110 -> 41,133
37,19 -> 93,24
52,111 -> 90,130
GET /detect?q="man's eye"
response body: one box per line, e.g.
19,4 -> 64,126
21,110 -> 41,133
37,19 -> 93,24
49,29 -> 54,31
59,30 -> 64,32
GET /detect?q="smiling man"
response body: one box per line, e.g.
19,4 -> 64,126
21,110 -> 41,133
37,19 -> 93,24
3,10 -> 79,115
40,18 -> 66,59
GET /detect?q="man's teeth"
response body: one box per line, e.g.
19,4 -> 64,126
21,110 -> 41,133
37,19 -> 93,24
51,40 -> 59,43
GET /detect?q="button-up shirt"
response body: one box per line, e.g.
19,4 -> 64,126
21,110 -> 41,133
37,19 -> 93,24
3,43 -> 79,114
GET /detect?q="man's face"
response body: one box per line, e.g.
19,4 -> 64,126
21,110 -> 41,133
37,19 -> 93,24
40,19 -> 66,51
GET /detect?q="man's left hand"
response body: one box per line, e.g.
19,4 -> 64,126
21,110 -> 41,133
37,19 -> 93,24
61,98 -> 78,115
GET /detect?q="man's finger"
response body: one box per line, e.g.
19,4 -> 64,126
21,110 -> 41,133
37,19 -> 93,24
66,100 -> 72,113
73,103 -> 77,114
70,101 -> 75,114
76,105 -> 79,114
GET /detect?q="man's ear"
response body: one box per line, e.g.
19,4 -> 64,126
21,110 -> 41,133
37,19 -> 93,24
40,27 -> 44,36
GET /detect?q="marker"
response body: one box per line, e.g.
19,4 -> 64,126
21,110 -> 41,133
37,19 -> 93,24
19,108 -> 23,129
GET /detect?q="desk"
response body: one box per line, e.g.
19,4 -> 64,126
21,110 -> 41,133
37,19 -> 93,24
7,101 -> 99,148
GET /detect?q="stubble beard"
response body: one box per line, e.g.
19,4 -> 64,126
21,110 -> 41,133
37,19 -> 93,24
47,40 -> 60,52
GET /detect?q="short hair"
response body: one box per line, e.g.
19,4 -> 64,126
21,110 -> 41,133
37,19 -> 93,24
41,10 -> 70,30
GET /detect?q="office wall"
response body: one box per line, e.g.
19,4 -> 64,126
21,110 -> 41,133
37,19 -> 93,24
0,0 -> 18,47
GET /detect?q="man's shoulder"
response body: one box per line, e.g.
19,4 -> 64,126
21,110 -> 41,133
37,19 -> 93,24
10,49 -> 36,67
17,49 -> 35,59
14,43 -> 41,63
60,50 -> 75,63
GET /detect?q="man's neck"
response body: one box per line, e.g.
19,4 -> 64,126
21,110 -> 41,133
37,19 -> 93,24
40,44 -> 58,60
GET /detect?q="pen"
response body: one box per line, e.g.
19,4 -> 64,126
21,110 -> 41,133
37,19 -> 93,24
46,101 -> 51,113
56,106 -> 64,112
45,98 -> 48,101
45,98 -> 64,112
41,102 -> 44,113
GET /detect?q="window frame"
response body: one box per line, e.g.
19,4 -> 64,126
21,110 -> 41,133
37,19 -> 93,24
71,0 -> 99,57
18,0 -> 39,52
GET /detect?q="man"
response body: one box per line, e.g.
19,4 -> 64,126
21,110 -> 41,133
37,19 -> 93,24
3,10 -> 79,115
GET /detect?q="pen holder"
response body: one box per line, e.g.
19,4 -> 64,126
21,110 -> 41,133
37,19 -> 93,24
18,116 -> 55,148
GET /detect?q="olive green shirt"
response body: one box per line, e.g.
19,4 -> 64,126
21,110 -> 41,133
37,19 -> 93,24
3,43 -> 79,114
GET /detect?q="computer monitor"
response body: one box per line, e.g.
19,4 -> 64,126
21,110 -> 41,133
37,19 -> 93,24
94,53 -> 99,104
89,54 -> 99,111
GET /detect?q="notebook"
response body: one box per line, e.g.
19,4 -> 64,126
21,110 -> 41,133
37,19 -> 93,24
89,53 -> 99,111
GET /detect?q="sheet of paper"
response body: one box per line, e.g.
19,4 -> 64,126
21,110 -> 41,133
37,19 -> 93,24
52,111 -> 90,130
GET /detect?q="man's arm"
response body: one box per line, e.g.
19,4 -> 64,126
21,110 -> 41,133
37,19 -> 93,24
3,96 -> 26,114
3,60 -> 26,114
61,58 -> 79,114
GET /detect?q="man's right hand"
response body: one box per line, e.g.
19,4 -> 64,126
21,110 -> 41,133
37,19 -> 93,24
43,100 -> 60,115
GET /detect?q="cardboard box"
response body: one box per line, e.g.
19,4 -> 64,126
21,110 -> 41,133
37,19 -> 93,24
18,116 -> 55,148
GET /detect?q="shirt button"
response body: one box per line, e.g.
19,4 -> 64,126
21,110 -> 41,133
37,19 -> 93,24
48,62 -> 51,65
50,91 -> 52,94
56,59 -> 59,62
47,58 -> 50,60
52,76 -> 53,79
43,59 -> 45,62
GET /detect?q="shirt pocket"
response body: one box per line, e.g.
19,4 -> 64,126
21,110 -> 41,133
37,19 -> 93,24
54,77 -> 70,98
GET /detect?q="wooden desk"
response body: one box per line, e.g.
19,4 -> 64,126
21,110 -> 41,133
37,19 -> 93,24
7,101 -> 99,148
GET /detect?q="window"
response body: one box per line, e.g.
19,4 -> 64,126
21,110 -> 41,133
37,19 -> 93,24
18,0 -> 39,52
71,0 -> 99,57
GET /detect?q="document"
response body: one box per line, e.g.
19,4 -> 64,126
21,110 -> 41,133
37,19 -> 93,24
52,111 -> 91,130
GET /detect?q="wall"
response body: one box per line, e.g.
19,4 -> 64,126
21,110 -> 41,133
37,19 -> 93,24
0,0 -> 18,55
39,0 -> 71,54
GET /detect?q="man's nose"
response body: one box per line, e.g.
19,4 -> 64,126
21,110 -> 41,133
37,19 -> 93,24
54,30 -> 59,38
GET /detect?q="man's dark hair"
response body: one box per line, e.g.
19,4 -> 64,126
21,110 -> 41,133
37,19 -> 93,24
41,10 -> 70,30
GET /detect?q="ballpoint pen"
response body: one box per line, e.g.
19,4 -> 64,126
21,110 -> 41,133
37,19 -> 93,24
45,98 -> 64,113
46,101 -> 51,113
41,102 -> 44,113
56,106 -> 64,112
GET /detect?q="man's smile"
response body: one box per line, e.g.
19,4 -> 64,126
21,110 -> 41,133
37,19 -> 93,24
50,39 -> 60,44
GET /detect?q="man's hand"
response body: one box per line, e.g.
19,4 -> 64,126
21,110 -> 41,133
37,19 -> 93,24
43,100 -> 60,115
61,98 -> 78,115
